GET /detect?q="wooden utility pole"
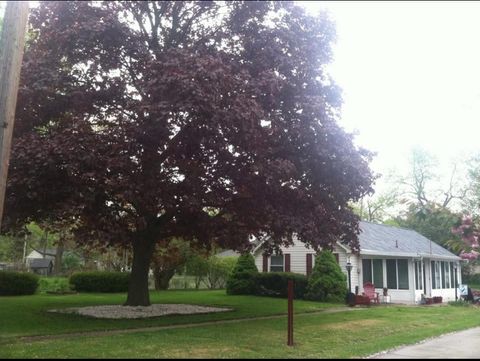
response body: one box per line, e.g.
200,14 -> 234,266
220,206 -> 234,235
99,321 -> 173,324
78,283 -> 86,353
0,2 -> 29,229
287,280 -> 294,346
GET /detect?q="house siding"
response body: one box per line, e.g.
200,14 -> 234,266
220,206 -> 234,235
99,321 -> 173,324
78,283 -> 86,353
253,236 -> 357,290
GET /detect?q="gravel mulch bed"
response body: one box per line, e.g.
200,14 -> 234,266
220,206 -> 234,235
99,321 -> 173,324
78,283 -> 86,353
48,304 -> 233,319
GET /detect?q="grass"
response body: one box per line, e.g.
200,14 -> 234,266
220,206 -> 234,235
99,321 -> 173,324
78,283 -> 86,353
3,303 -> 480,358
0,290 -> 336,341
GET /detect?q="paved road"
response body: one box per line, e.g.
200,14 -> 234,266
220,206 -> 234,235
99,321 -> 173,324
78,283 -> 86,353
372,327 -> 480,358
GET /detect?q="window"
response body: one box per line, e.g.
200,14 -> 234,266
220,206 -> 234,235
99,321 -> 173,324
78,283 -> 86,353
362,259 -> 383,287
431,261 -> 436,289
270,255 -> 284,272
415,261 -> 423,290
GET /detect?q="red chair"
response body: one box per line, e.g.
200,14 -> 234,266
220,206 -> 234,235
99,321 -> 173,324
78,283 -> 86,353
362,282 -> 380,304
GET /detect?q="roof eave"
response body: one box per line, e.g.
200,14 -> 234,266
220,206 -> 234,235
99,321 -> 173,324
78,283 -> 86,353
360,249 -> 461,260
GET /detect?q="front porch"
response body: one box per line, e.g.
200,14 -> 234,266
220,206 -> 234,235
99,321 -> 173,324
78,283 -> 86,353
356,255 -> 462,304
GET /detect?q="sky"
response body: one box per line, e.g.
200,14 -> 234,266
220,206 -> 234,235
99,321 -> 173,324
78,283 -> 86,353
298,1 -> 480,194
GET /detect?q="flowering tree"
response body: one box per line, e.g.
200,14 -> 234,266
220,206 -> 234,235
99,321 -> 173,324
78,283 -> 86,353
450,215 -> 480,260
5,1 -> 374,306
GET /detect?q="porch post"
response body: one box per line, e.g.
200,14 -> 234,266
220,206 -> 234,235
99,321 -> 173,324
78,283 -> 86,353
454,264 -> 458,301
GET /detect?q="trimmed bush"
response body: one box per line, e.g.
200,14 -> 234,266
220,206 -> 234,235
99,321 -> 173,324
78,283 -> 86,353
226,253 -> 259,295
304,250 -> 347,302
0,271 -> 39,296
255,272 -> 308,299
69,271 -> 130,293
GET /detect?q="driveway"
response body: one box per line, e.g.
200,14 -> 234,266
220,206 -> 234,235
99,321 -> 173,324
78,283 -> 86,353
371,327 -> 480,358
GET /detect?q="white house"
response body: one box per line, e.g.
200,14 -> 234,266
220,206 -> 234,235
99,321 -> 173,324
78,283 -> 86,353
250,221 -> 462,304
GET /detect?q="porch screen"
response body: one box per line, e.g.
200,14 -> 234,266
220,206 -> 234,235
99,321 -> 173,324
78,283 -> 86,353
362,259 -> 372,284
386,259 -> 397,289
415,261 -> 422,290
441,262 -> 446,288
444,262 -> 450,288
431,261 -> 436,289
362,259 -> 383,287
372,259 -> 384,288
450,262 -> 455,287
397,259 -> 409,289
435,261 -> 441,288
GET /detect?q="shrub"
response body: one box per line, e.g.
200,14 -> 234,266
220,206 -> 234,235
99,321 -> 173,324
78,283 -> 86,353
226,253 -> 259,295
62,252 -> 83,275
448,300 -> 471,307
0,271 -> 39,295
69,271 -> 130,293
304,250 -> 347,302
255,272 -> 308,299
38,277 -> 71,293
462,273 -> 480,286
205,256 -> 238,289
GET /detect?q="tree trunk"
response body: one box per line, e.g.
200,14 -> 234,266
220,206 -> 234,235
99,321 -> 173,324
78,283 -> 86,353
124,239 -> 155,306
153,266 -> 176,290
54,238 -> 64,275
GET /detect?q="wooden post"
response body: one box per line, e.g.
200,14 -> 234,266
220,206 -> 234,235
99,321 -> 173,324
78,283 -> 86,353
0,2 -> 29,229
287,280 -> 294,346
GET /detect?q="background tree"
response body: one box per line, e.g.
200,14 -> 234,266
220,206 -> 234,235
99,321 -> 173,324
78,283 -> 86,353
185,253 -> 210,290
393,203 -> 461,249
205,256 -> 237,289
352,189 -> 400,223
5,1 -> 374,306
151,238 -> 192,290
396,147 -> 467,210
461,153 -> 480,217
448,215 -> 480,261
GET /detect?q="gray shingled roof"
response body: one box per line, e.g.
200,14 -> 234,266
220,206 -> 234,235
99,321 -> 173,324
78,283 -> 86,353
359,221 -> 460,260
31,248 -> 57,256
29,258 -> 53,269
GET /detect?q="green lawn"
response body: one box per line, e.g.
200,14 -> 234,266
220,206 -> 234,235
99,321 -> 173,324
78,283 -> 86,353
0,290 -> 336,340
3,302 -> 480,358
2,290 -> 480,358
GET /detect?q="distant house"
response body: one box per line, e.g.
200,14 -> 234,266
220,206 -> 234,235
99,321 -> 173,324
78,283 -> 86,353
26,248 -> 56,262
29,258 -> 54,276
26,248 -> 56,275
0,262 -> 14,271
224,221 -> 463,304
